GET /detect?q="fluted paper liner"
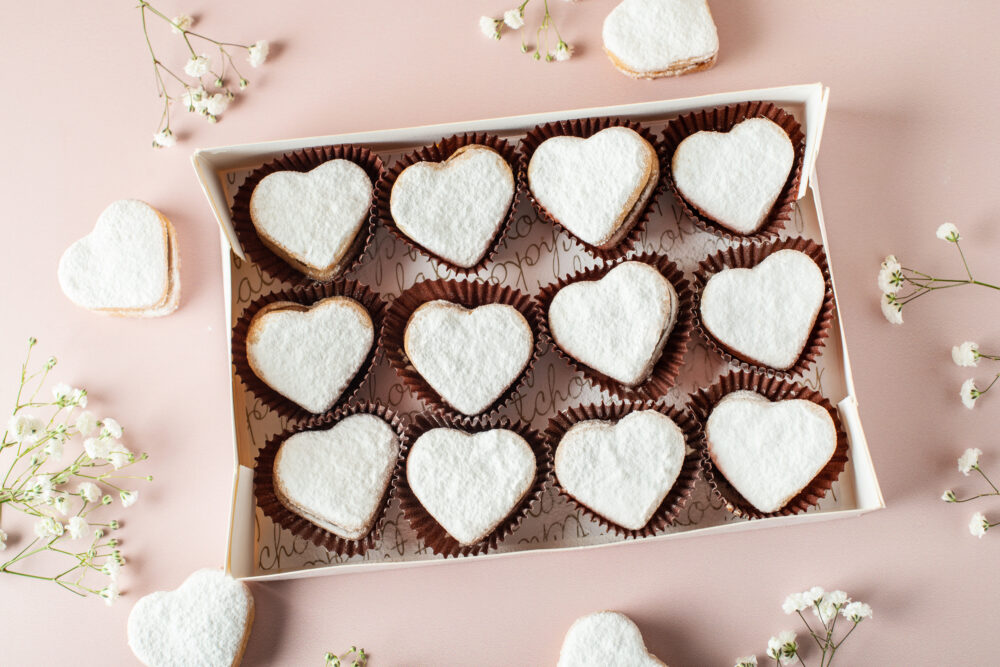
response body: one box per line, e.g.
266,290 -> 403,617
396,412 -> 550,557
230,144 -> 384,285
374,133 -> 522,277
383,279 -> 544,418
688,371 -> 849,519
519,117 -> 666,262
536,251 -> 695,401
661,102 -> 805,243
693,237 -> 836,379
543,400 -> 701,538
231,279 -> 388,424
253,401 -> 406,557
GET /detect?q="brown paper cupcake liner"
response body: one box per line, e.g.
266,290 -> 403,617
518,117 -> 666,262
396,412 -> 550,557
231,279 -> 388,424
536,251 -> 695,401
253,401 -> 406,557
543,400 -> 701,538
373,133 -> 522,277
382,279 -> 544,418
692,237 -> 836,379
661,101 -> 805,244
230,145 -> 385,285
687,370 -> 850,519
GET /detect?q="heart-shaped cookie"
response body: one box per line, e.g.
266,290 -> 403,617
558,611 -> 666,667
603,0 -> 719,79
274,414 -> 400,539
246,296 -> 373,413
528,127 -> 658,248
404,301 -> 533,415
672,117 -> 795,234
706,391 -> 837,513
549,262 -> 678,386
127,569 -> 254,667
700,249 -> 825,370
555,410 -> 685,530
250,159 -> 372,280
406,428 -> 536,545
58,199 -> 180,317
390,145 -> 515,268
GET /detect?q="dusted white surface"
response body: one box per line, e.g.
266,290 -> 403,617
548,262 -> 677,385
602,0 -> 718,75
557,611 -> 666,667
274,414 -> 399,539
127,569 -> 252,667
700,249 -> 826,369
404,301 -> 533,415
407,428 -> 536,545
390,145 -> 514,267
706,391 -> 837,513
672,117 -> 795,233
57,199 -> 171,311
527,127 -> 656,246
246,297 -> 373,413
249,159 -> 371,271
555,410 -> 686,530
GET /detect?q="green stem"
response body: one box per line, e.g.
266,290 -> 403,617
975,466 -> 1000,494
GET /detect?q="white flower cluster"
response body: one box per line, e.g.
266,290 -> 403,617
958,447 -> 982,475
733,656 -> 757,667
952,341 -> 979,367
970,511 -> 989,538
479,3 -> 574,62
782,586 -> 871,624
765,630 -> 797,666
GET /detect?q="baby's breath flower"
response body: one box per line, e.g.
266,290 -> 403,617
171,14 -> 193,34
101,418 -> 123,440
34,516 -> 64,540
952,341 -> 980,367
881,293 -> 903,325
182,86 -> 208,112
7,414 -> 43,443
804,586 -> 825,604
99,581 -> 119,606
782,593 -> 810,614
816,590 -> 849,623
102,557 -> 122,581
942,489 -> 957,502
78,482 -> 100,503
554,41 -> 574,61
67,516 -> 89,540
84,437 -> 110,461
32,475 -> 55,500
44,438 -> 64,461
503,9 -> 525,29
970,511 -> 989,538
120,490 -> 139,508
152,129 -> 176,148
877,255 -> 903,294
0,528 -> 7,551
72,388 -> 87,408
75,411 -> 98,437
52,383 -> 73,402
766,631 -> 797,665
480,15 -> 502,39
247,40 -> 269,67
184,54 -> 210,77
936,222 -> 960,242
52,494 -> 70,516
958,448 -> 982,475
203,93 -> 230,116
841,601 -> 872,622
961,379 -> 979,409
734,657 -> 757,667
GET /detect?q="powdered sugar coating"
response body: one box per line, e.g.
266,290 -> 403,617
555,410 -> 686,530
404,301 -> 533,415
407,428 -> 535,545
558,611 -> 666,667
250,159 -> 372,272
548,262 -> 678,385
528,127 -> 656,246
706,391 -> 836,513
274,414 -> 399,539
247,297 -> 373,414
701,249 -> 825,369
603,0 -> 718,75
390,145 -> 514,267
58,199 -> 173,311
672,117 -> 795,234
127,569 -> 253,667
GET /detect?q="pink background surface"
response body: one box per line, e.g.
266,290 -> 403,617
1,1 -> 998,664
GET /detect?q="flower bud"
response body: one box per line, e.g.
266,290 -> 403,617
102,495 -> 113,505
239,78 -> 249,89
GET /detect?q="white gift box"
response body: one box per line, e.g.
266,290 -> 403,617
192,82 -> 884,582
